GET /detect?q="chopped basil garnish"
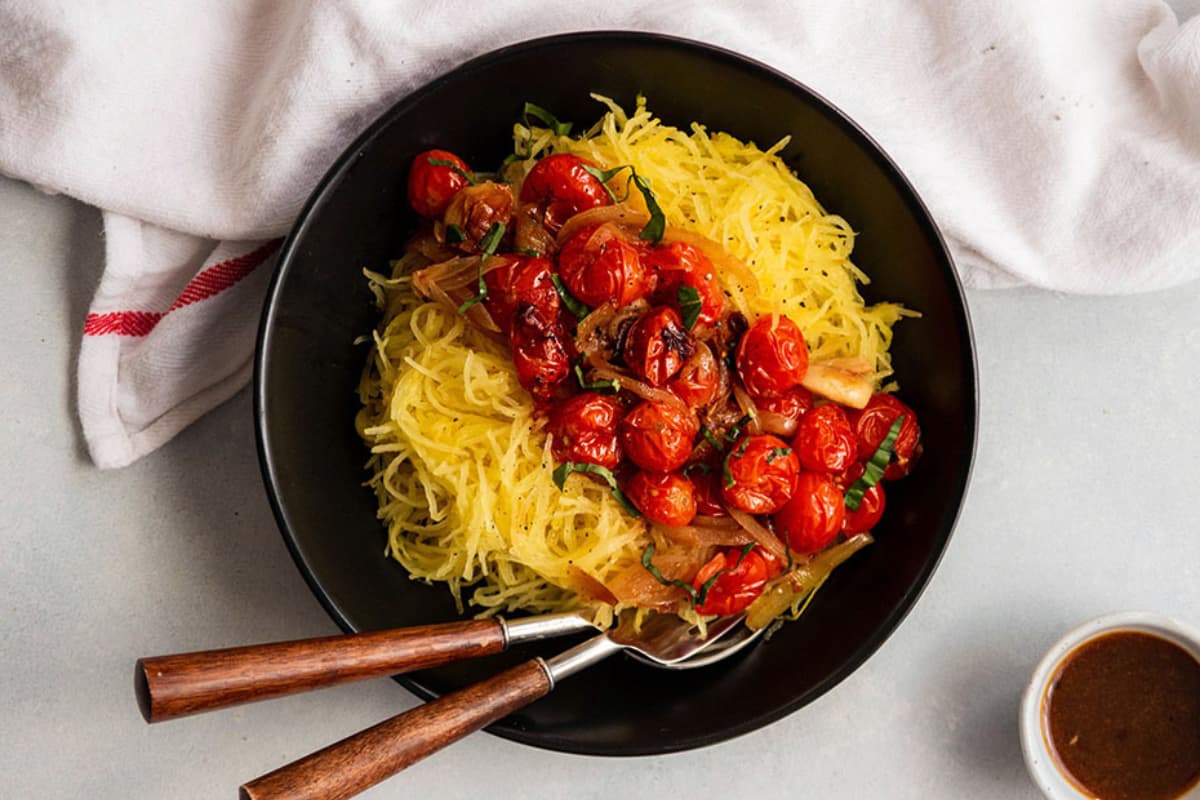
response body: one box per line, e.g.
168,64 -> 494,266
445,224 -> 466,244
631,173 -> 665,243
456,222 -> 506,314
641,542 -> 757,609
552,274 -> 591,319
844,415 -> 904,511
581,164 -> 627,204
427,157 -> 478,186
581,164 -> 632,184
725,414 -> 753,442
733,436 -> 751,458
514,246 -> 540,257
478,221 -> 506,254
641,544 -> 698,603
683,462 -> 712,476
575,163 -> 665,243
766,447 -> 792,464
523,102 -> 573,136
552,461 -> 640,516
573,364 -> 620,394
722,436 -> 750,488
677,285 -> 702,331
700,425 -> 725,452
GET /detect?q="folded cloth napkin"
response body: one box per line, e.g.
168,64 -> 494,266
1,1 -> 1197,468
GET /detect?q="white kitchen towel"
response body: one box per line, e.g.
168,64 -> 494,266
0,1 -> 1197,468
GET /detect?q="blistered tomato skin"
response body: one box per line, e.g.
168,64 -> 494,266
558,225 -> 651,308
625,471 -> 697,528
690,468 -> 728,516
841,463 -> 886,534
756,386 -> 814,437
774,472 -> 846,553
691,546 -> 771,616
668,345 -> 721,408
547,392 -> 624,469
509,306 -> 571,404
482,257 -> 518,328
519,153 -> 612,233
721,434 -> 800,514
848,393 -> 922,479
623,306 -> 694,387
407,149 -> 471,219
793,404 -> 858,474
483,255 -> 558,332
619,401 -> 699,473
735,314 -> 809,399
646,241 -> 725,326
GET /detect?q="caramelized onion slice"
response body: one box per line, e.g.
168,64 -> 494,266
651,521 -> 752,549
727,508 -> 788,562
604,546 -> 703,611
731,383 -> 764,436
566,565 -> 618,605
590,364 -> 687,409
556,205 -> 650,245
411,255 -> 511,296
757,409 -> 798,437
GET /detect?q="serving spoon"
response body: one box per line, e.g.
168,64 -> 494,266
135,610 -> 759,723
237,612 -> 762,800
137,611 -> 595,722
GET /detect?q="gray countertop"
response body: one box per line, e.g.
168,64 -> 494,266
3,151 -> 1200,796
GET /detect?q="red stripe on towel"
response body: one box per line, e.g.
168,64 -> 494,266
83,239 -> 282,337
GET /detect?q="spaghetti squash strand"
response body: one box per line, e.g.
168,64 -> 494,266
359,97 -> 913,621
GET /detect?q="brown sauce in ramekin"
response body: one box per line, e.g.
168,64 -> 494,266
1044,631 -> 1200,800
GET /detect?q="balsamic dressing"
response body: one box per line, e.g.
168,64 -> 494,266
1044,631 -> 1200,800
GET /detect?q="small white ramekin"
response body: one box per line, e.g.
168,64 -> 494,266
1019,611 -> 1200,800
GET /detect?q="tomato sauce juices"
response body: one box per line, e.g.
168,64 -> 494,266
1042,631 -> 1200,800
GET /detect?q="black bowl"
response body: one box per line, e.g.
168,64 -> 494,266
255,31 -> 976,756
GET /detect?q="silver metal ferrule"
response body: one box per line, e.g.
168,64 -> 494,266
533,657 -> 556,692
542,634 -> 623,684
499,612 -> 599,648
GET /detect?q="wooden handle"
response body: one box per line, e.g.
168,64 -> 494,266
135,619 -> 505,722
239,658 -> 552,800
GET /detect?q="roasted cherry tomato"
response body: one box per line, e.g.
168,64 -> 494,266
756,386 -> 814,437
668,345 -> 721,408
847,393 -> 922,480
407,149 -> 472,219
721,434 -> 800,514
558,224 -> 651,308
547,392 -> 624,469
619,400 -> 699,473
840,463 -> 886,534
735,314 -> 809,399
774,472 -> 846,553
792,403 -> 857,474
623,306 -> 694,387
646,241 -> 725,326
692,546 -> 771,616
483,255 -> 558,331
519,153 -> 612,233
443,181 -> 514,248
689,467 -> 727,516
509,305 -> 571,404
625,471 -> 697,528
